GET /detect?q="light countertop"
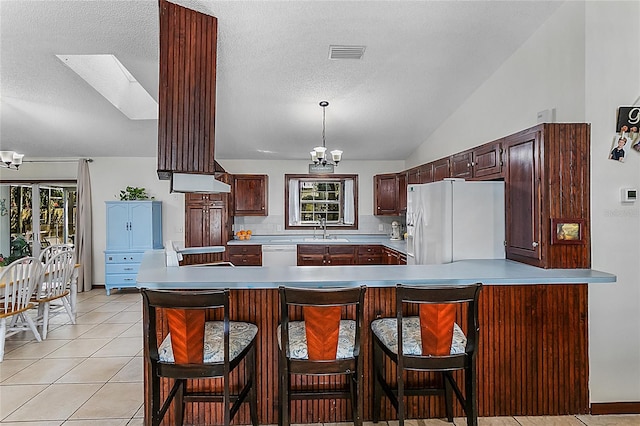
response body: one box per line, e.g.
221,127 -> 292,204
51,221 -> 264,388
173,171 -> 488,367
227,234 -> 408,253
137,250 -> 616,290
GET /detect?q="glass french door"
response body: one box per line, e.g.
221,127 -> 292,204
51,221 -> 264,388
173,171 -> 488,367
0,183 -> 76,263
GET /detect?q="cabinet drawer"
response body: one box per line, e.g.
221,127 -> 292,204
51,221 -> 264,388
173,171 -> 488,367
106,264 -> 140,274
358,255 -> 383,265
357,245 -> 382,256
227,245 -> 262,256
229,254 -> 262,266
105,252 -> 144,263
297,245 -> 326,255
105,274 -> 138,286
327,245 -> 357,256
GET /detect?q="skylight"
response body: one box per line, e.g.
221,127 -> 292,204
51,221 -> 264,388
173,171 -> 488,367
56,54 -> 158,120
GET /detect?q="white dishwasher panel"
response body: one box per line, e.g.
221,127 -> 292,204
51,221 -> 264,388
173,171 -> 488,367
261,244 -> 298,267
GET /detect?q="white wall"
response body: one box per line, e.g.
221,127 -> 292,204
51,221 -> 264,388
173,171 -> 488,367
407,1 -> 586,168
585,1 -> 640,403
408,0 -> 640,403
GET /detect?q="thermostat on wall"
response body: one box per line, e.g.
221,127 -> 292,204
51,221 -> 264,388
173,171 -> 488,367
621,188 -> 637,203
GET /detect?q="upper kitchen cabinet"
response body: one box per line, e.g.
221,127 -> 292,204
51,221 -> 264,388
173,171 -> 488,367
450,142 -> 503,180
233,175 -> 268,216
374,173 -> 406,215
157,0 -> 218,179
432,157 -> 451,181
407,163 -> 434,184
504,123 -> 590,269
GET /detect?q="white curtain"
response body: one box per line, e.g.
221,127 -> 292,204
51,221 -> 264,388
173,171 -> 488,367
76,159 -> 92,292
344,179 -> 355,225
288,179 -> 299,226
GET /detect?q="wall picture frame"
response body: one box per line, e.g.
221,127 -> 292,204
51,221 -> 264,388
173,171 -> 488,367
551,219 -> 585,245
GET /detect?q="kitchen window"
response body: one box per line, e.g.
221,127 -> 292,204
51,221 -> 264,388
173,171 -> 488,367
285,174 -> 358,230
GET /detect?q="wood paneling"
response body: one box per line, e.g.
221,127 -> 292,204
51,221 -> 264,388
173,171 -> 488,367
157,0 -> 217,179
145,284 -> 589,424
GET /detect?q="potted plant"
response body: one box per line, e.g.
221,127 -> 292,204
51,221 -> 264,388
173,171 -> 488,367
118,186 -> 154,201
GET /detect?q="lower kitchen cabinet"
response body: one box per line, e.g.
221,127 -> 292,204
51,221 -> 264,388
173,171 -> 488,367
297,245 -> 357,266
357,245 -> 383,264
228,244 -> 262,266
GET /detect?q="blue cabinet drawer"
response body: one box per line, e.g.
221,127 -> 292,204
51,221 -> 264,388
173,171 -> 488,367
105,253 -> 144,263
105,274 -> 138,286
106,264 -> 140,274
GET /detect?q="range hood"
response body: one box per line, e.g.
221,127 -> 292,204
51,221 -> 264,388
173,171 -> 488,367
170,173 -> 231,193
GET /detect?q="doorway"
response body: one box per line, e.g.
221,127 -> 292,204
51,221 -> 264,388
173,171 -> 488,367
0,183 -> 77,263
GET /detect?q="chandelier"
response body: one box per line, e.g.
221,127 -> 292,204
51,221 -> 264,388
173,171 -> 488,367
0,151 -> 24,170
310,101 -> 342,166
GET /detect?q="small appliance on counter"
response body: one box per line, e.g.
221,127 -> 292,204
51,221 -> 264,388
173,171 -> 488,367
390,221 -> 401,240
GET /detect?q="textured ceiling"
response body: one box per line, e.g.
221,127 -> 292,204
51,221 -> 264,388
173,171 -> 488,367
0,0 -> 561,162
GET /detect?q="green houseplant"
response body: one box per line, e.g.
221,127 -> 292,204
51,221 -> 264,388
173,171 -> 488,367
118,186 -> 153,201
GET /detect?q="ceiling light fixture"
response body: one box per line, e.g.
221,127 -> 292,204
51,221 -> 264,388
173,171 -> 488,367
310,101 -> 342,170
0,151 -> 24,170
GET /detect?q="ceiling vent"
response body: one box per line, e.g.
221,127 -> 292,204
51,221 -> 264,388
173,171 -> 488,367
329,45 -> 366,60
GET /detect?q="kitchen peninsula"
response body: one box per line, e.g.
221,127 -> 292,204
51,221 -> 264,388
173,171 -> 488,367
137,250 -> 615,425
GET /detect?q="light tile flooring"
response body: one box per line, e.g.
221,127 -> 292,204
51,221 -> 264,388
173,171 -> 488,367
1,288 -> 639,426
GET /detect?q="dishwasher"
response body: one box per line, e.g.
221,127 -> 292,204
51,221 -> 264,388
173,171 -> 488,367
262,244 -> 298,267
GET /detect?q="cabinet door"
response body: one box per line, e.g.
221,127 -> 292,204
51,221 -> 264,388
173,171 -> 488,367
420,163 -> 434,184
327,245 -> 357,266
184,201 -> 228,265
450,151 -> 473,179
129,203 -> 154,250
505,132 -> 541,264
374,174 -> 398,215
106,203 -> 131,250
473,142 -> 503,179
233,175 -> 268,216
297,245 -> 325,266
397,172 -> 407,213
407,166 -> 421,184
433,158 -> 450,181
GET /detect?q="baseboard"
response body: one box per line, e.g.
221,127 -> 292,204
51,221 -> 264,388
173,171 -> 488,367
591,402 -> 640,415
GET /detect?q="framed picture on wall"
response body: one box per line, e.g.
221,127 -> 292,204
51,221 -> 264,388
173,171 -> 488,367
551,219 -> 585,245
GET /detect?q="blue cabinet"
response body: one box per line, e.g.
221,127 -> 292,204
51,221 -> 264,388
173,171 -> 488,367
105,201 -> 162,295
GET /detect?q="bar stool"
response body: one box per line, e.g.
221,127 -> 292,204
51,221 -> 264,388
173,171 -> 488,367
370,283 -> 482,426
142,289 -> 258,426
277,285 -> 366,426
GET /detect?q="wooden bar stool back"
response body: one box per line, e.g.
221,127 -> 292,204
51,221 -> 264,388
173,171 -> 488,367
142,289 -> 258,426
278,285 -> 366,426
371,283 -> 482,426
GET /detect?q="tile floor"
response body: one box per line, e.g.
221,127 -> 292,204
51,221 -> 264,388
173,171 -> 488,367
1,288 -> 639,426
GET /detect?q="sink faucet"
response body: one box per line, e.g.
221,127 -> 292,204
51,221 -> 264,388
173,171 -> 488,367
319,218 -> 329,239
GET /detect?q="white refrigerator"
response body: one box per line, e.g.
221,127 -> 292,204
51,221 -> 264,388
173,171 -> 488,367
406,179 -> 505,265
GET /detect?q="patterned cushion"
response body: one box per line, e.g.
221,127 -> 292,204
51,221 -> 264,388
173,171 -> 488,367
371,317 -> 467,356
277,320 -> 356,360
158,321 -> 257,363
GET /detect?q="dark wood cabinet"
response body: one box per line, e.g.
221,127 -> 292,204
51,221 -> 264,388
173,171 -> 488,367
432,157 -> 450,181
357,245 -> 383,265
407,166 -> 421,185
450,150 -> 474,179
183,185 -> 232,265
374,173 -> 398,215
297,245 -> 357,266
407,163 -> 434,184
504,123 -> 590,268
233,175 -> 268,216
472,141 -> 503,179
450,142 -> 503,180
374,172 -> 407,215
228,244 -> 262,266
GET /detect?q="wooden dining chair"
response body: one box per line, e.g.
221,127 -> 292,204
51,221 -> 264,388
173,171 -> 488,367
142,288 -> 258,426
35,250 -> 76,339
370,283 -> 482,426
0,257 -> 44,361
278,285 -> 366,426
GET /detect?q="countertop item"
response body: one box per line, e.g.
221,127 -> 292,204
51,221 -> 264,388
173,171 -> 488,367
137,250 -> 615,290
